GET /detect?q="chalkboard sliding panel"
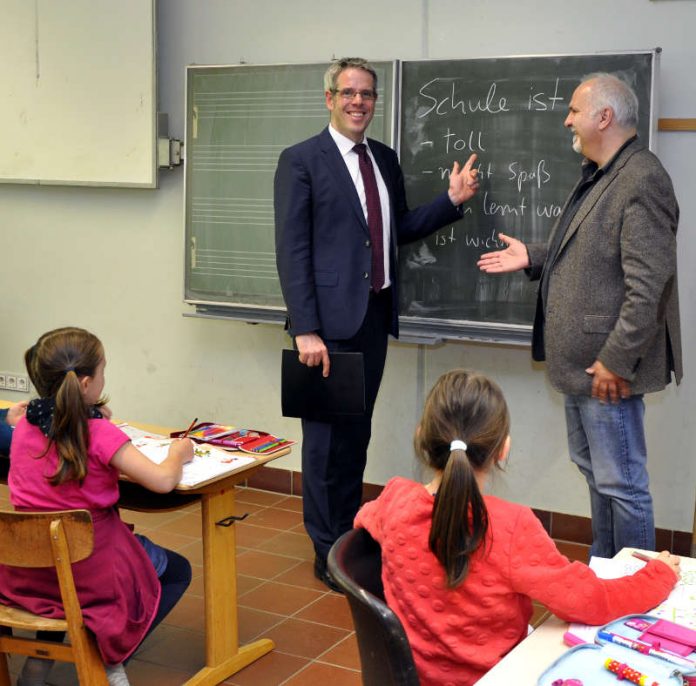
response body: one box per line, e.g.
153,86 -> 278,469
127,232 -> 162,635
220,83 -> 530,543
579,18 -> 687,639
397,50 -> 658,344
184,61 -> 397,321
0,0 -> 157,187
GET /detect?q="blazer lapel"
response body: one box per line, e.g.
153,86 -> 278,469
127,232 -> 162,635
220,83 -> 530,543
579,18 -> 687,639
318,128 -> 369,234
556,144 -> 640,256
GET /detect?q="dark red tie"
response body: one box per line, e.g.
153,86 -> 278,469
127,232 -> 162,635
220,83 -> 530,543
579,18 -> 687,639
354,143 -> 384,292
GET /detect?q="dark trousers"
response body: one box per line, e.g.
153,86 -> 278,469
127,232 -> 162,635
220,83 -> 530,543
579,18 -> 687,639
301,289 -> 391,561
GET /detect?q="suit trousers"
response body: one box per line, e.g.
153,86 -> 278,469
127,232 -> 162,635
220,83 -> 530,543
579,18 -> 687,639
301,288 -> 392,561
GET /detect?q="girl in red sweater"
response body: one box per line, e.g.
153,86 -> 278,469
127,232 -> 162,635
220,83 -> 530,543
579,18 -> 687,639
354,369 -> 680,686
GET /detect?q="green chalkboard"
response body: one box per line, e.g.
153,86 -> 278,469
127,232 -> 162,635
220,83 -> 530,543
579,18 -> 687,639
397,51 -> 657,343
184,61 -> 396,321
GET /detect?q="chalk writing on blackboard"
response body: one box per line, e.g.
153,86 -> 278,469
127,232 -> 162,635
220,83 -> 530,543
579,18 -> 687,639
397,52 -> 655,341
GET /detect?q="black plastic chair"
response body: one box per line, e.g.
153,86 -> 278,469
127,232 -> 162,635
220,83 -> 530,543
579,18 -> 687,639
327,528 -> 420,686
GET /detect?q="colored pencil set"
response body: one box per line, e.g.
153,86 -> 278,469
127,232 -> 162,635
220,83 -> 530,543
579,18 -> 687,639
171,422 -> 295,455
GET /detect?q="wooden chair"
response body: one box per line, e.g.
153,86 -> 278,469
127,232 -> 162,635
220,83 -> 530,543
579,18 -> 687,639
0,509 -> 108,685
328,528 -> 419,686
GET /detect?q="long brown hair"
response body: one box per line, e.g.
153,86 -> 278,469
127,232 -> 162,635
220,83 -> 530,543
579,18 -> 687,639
415,370 -> 510,587
25,327 -> 106,485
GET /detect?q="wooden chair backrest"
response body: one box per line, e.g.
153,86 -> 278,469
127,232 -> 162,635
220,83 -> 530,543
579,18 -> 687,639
0,509 -> 93,568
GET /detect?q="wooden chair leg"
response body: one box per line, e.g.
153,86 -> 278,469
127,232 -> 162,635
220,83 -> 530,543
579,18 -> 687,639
72,632 -> 108,686
0,652 -> 12,686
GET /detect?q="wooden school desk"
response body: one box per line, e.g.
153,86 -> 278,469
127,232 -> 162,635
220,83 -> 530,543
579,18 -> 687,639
475,548 -> 696,685
0,401 -> 291,686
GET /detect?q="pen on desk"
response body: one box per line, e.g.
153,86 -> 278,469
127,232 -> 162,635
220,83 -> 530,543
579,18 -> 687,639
631,551 -> 655,563
597,630 -> 696,669
181,417 -> 198,439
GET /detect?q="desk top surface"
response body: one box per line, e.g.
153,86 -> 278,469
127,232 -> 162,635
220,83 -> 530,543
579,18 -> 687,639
0,398 -> 289,495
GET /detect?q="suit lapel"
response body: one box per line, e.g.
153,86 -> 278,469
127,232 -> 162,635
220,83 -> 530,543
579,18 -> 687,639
318,128 -> 369,234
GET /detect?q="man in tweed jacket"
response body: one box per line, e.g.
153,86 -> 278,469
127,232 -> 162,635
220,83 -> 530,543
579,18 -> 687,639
478,73 -> 681,558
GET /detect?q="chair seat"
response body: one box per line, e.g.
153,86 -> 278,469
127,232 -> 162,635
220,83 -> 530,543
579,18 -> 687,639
0,604 -> 68,632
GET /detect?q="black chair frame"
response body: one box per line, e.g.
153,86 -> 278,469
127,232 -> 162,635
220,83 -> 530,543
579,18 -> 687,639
328,528 -> 419,686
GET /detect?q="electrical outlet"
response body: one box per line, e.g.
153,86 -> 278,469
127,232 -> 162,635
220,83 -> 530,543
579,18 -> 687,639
5,375 -> 17,390
16,375 -> 29,392
0,374 -> 5,390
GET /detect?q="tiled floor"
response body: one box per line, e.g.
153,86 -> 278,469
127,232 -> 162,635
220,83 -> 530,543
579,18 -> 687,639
0,485 -> 589,685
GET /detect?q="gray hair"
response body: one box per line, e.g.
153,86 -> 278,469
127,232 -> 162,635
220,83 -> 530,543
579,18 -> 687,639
323,57 -> 378,93
581,72 -> 639,128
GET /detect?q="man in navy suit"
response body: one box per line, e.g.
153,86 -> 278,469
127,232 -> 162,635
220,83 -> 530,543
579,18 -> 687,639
274,57 -> 479,590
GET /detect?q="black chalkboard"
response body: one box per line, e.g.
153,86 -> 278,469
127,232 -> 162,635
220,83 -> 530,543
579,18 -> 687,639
397,51 -> 657,343
184,61 -> 396,322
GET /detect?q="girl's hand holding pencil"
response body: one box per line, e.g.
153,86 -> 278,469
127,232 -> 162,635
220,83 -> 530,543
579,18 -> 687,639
633,550 -> 681,579
169,437 -> 194,465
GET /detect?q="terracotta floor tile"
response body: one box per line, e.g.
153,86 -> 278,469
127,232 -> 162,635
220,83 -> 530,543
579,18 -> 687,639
187,568 -> 205,596
319,633 -> 361,670
223,650 -> 309,686
235,522 -> 282,548
274,560 -> 328,592
236,487 -> 288,507
274,495 -> 304,512
237,606 -> 286,644
282,661 -> 362,685
247,506 -> 304,531
135,625 -> 205,673
236,549 -> 305,579
258,530 -> 315,559
126,658 -> 196,686
264,617 -> 350,659
156,510 -> 202,537
239,580 -> 324,615
237,573 -> 266,595
555,540 -> 591,563
146,528 -> 200,553
177,537 -> 204,567
296,594 -> 354,630
163,592 -> 205,631
233,499 -> 265,517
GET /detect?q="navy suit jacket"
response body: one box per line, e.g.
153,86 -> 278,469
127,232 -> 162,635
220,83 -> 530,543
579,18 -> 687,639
0,409 -> 11,456
274,127 -> 462,340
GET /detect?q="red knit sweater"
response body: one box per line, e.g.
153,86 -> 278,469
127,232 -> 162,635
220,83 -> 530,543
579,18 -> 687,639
354,477 -> 677,686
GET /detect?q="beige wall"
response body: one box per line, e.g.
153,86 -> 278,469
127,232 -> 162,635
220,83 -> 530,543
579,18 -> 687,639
1,0 -> 694,531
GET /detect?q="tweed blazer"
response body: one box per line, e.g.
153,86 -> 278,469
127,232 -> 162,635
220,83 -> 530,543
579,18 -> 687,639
527,139 -> 682,397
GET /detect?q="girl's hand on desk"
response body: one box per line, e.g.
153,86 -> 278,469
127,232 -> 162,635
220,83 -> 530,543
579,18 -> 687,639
98,404 -> 113,420
7,401 -> 28,426
169,437 -> 194,465
655,550 -> 681,579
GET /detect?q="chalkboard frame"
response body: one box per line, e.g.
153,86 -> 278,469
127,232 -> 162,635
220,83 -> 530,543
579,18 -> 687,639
396,49 -> 659,345
183,51 -> 659,346
183,60 -> 398,323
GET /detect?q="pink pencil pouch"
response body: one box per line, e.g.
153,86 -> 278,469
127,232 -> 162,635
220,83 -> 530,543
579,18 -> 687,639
639,619 -> 696,657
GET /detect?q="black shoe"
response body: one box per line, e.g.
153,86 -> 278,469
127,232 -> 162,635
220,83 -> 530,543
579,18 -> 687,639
314,555 -> 344,594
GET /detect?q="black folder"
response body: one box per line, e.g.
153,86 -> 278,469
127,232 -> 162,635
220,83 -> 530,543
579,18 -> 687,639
281,349 -> 366,419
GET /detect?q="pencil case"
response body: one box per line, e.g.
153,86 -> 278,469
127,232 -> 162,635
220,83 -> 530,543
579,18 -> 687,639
170,423 -> 295,455
170,422 -> 237,444
538,614 -> 696,686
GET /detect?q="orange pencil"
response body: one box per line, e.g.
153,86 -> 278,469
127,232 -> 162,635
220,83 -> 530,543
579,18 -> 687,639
181,417 -> 198,439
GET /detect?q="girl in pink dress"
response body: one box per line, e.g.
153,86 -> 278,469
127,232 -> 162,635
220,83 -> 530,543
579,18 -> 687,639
0,327 -> 194,686
354,369 -> 681,686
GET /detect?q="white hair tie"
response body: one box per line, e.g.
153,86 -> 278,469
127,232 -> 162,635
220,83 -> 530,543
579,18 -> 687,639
450,440 -> 467,452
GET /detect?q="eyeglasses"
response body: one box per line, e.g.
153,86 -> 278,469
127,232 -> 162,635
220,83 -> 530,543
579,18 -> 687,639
331,88 -> 377,102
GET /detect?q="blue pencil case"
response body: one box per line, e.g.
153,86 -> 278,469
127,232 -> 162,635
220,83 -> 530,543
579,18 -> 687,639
538,615 -> 696,686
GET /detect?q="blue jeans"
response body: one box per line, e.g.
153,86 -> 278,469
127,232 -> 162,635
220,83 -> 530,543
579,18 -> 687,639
564,394 -> 655,558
